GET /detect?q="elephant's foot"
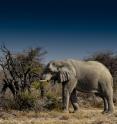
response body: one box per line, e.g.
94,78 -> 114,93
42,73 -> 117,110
63,109 -> 69,113
107,106 -> 114,114
72,103 -> 79,112
102,110 -> 108,114
69,109 -> 78,113
107,109 -> 114,114
102,110 -> 114,114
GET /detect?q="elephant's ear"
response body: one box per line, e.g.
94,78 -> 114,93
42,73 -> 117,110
53,60 -> 75,82
59,67 -> 71,82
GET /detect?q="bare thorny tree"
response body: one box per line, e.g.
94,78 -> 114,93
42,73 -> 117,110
0,45 -> 46,98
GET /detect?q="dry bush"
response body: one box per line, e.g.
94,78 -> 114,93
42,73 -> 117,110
0,82 -> 62,111
42,83 -> 62,110
0,88 -> 45,111
78,92 -> 103,108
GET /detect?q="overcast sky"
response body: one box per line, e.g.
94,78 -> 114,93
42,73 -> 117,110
0,0 -> 117,63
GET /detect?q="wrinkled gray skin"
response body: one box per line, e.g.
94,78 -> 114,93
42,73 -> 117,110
41,59 -> 114,113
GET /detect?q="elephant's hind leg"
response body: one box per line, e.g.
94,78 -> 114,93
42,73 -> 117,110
95,93 -> 108,113
106,92 -> 114,113
70,89 -> 79,113
102,97 -> 108,113
103,85 -> 114,113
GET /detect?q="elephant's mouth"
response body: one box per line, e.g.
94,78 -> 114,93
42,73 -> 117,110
40,73 -> 53,82
40,73 -> 59,83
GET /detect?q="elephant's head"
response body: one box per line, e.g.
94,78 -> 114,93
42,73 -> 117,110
41,60 -> 73,83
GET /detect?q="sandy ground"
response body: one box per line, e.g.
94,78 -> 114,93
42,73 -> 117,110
0,107 -> 117,124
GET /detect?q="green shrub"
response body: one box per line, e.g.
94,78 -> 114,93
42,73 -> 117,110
32,81 -> 41,89
15,92 -> 36,110
5,91 -> 38,111
43,93 -> 62,111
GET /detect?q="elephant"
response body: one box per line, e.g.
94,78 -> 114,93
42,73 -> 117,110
41,59 -> 114,113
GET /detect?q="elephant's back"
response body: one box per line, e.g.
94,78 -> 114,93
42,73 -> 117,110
65,59 -> 112,80
86,61 -> 110,74
65,59 -> 113,89
68,59 -> 110,74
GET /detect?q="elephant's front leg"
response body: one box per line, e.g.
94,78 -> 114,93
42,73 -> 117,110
70,88 -> 79,113
62,83 -> 70,112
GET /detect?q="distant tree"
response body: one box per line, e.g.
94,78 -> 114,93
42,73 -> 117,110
0,45 -> 47,97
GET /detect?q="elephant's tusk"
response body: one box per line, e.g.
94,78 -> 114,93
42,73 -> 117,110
39,80 -> 48,82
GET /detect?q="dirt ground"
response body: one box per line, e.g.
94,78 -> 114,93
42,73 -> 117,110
0,107 -> 117,124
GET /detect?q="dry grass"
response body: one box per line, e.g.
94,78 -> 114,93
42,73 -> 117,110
0,85 -> 117,124
0,107 -> 117,124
